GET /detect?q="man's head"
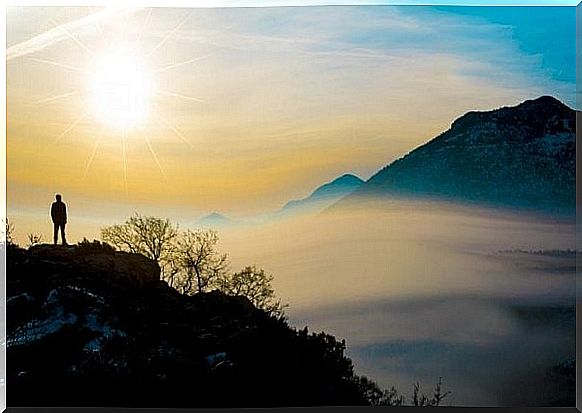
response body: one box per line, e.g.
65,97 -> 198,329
55,194 -> 62,202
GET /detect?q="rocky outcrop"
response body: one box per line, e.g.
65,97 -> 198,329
27,243 -> 161,285
7,242 -> 372,408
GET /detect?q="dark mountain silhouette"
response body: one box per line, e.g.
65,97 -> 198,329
334,96 -> 575,215
280,174 -> 364,215
7,241 -> 386,408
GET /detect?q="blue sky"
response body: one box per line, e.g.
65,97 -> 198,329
435,6 -> 575,84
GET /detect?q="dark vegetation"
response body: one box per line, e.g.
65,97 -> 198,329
501,356 -> 575,406
6,218 -> 450,408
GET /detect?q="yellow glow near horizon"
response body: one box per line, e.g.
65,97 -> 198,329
7,6 -> 553,219
89,49 -> 153,129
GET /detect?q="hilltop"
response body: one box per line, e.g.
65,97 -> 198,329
7,242 -> 389,407
336,96 -> 575,214
280,174 -> 364,215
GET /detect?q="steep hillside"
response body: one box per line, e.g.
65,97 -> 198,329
338,96 -> 575,214
7,242 -> 378,407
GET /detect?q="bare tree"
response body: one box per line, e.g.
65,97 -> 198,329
413,382 -> 430,406
222,266 -> 287,318
412,379 -> 451,407
101,213 -> 178,260
174,229 -> 229,294
100,215 -> 287,316
27,233 -> 44,247
101,213 -> 179,282
431,377 -> 452,406
101,222 -> 141,254
4,218 -> 14,245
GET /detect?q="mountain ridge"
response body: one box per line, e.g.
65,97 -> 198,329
334,95 -> 575,215
280,173 -> 364,214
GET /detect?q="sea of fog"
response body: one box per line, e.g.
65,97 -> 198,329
217,199 -> 576,406
8,198 -> 575,405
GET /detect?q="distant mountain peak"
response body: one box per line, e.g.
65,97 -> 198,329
197,212 -> 234,228
280,173 -> 364,214
331,173 -> 364,184
310,174 -> 364,197
203,212 -> 226,220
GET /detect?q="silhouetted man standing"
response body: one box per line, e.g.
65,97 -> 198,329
51,194 -> 67,245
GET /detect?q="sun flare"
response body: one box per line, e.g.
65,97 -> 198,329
89,49 -> 153,129
11,8 -> 206,191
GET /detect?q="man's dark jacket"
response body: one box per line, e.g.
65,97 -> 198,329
51,201 -> 67,224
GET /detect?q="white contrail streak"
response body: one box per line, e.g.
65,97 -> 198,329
6,7 -> 138,61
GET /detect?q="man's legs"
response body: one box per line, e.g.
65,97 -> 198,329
60,223 -> 67,245
53,223 -> 59,245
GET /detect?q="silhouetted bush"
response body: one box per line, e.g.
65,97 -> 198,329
221,265 -> 287,319
27,233 -> 44,247
76,238 -> 116,254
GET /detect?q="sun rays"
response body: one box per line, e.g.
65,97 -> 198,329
83,126 -> 105,179
144,134 -> 168,180
33,90 -> 82,105
54,111 -> 89,143
20,7 -> 206,194
154,55 -> 210,74
153,107 -> 194,149
49,17 -> 95,57
146,12 -> 191,58
26,57 -> 85,73
157,90 -> 205,103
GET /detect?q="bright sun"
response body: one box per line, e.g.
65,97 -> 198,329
24,8 -> 206,192
90,49 -> 153,129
